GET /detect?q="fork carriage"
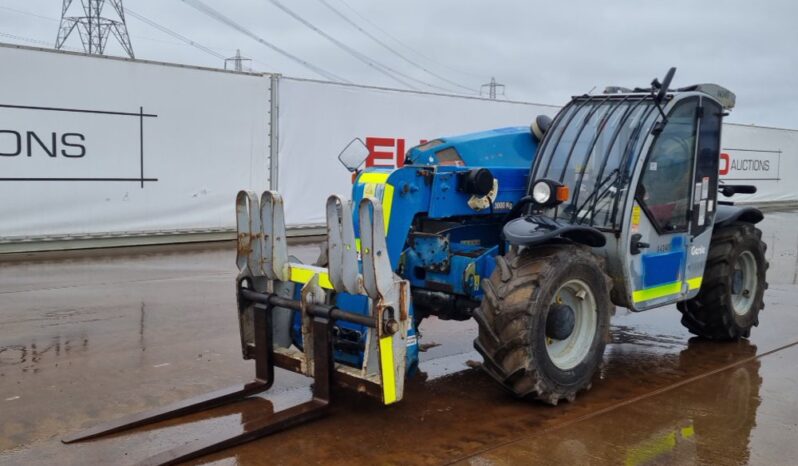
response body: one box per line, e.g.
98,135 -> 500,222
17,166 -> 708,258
235,190 -> 410,404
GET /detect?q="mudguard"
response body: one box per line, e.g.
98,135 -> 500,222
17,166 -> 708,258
714,204 -> 764,228
502,215 -> 606,248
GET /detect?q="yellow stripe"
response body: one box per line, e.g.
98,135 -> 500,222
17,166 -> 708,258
357,171 -> 395,236
632,281 -> 682,303
381,183 -> 394,233
358,172 -> 390,184
288,265 -> 334,290
687,277 -> 703,290
379,336 -> 397,404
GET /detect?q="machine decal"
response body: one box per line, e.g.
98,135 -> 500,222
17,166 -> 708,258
641,236 -> 685,288
631,205 -> 641,232
358,171 -> 395,234
633,281 -> 681,303
633,277 -> 702,304
687,277 -> 703,290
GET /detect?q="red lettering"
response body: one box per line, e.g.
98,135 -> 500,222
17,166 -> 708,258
362,137 -> 433,170
365,137 -> 395,168
719,152 -> 730,176
396,138 -> 406,167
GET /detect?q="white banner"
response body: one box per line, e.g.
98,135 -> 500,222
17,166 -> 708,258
720,124 -> 798,202
0,44 -> 271,239
277,78 -> 559,226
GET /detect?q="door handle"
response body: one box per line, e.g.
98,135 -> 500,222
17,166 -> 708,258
630,233 -> 650,255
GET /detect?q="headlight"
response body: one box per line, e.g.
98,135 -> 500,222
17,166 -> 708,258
532,181 -> 552,204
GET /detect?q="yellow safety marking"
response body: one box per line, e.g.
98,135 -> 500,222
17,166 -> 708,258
288,265 -> 334,290
381,183 -> 394,232
379,336 -> 397,404
687,277 -> 703,290
632,281 -> 682,304
631,205 -> 641,232
356,171 -> 395,237
680,424 -> 695,439
358,172 -> 390,184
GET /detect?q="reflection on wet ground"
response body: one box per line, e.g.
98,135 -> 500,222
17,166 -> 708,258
1,210 -> 798,465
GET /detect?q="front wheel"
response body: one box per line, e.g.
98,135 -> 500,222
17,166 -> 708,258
678,222 -> 768,339
474,245 -> 612,405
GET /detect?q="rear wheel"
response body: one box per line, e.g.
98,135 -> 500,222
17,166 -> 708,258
474,245 -> 612,405
678,222 -> 768,339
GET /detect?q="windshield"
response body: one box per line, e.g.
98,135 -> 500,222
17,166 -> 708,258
530,95 -> 659,229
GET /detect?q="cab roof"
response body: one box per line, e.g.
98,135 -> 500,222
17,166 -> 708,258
601,83 -> 736,110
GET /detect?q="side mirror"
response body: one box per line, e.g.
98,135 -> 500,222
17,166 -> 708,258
337,138 -> 370,173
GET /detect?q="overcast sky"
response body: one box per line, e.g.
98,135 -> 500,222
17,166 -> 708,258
1,0 -> 796,128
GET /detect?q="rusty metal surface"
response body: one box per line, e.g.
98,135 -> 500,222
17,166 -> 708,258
2,210 -> 798,465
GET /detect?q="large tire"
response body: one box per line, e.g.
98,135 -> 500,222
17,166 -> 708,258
677,222 -> 768,339
474,245 -> 612,405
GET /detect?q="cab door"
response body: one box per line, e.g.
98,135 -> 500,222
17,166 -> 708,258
682,97 -> 723,300
624,97 -> 700,311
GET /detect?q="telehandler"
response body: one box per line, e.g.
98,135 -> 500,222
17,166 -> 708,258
64,68 -> 767,465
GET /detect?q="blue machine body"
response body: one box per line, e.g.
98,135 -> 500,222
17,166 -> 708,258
292,126 -> 539,372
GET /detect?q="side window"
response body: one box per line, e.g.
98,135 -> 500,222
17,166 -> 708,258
691,98 -> 722,235
638,99 -> 698,232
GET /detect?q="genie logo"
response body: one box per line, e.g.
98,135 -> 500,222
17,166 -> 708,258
690,245 -> 707,256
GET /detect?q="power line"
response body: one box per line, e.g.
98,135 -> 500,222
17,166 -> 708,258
180,0 -> 349,83
0,5 -> 213,50
334,0 -> 485,81
267,0 -> 422,91
125,7 -> 226,60
315,0 -> 477,94
0,31 -> 78,51
0,6 -> 59,23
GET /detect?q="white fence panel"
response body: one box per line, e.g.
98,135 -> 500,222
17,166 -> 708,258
0,44 -> 271,239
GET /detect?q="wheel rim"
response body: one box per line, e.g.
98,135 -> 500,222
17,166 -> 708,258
732,251 -> 757,316
546,279 -> 598,370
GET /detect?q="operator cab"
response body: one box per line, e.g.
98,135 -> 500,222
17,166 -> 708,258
505,68 -> 737,311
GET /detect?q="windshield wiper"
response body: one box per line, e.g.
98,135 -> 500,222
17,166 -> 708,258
570,168 -> 619,224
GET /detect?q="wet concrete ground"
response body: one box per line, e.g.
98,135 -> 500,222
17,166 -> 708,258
1,210 -> 798,465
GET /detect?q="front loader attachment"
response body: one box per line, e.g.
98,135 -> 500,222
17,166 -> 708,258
62,191 -> 411,465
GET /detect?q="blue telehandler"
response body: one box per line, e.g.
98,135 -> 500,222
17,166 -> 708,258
64,68 -> 768,465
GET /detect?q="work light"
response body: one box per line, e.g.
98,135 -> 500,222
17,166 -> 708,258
532,180 -> 552,204
531,179 -> 569,207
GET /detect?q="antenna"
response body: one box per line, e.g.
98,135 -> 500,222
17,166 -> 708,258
55,0 -> 135,58
480,77 -> 506,100
224,49 -> 252,72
